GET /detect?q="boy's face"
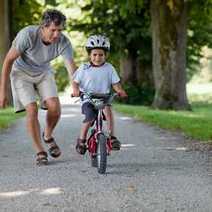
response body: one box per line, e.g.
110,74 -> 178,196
90,49 -> 106,66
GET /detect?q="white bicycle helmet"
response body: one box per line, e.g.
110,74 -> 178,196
86,35 -> 110,51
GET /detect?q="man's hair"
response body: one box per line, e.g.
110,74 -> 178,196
41,9 -> 66,28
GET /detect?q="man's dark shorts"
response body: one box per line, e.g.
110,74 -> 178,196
81,102 -> 98,123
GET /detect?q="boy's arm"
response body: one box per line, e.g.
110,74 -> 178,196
112,82 -> 128,97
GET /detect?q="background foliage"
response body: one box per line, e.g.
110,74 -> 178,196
10,0 -> 212,102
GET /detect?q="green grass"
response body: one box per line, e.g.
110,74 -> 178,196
113,83 -> 212,143
114,102 -> 212,143
0,108 -> 24,129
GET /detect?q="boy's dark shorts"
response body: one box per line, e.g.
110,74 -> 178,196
82,102 -> 98,123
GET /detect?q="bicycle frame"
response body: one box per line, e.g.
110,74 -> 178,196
81,92 -> 116,174
87,105 -> 113,157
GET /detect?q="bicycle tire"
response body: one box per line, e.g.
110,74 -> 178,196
91,155 -> 97,167
97,133 -> 107,174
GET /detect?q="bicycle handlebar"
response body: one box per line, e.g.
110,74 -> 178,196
81,92 -> 118,109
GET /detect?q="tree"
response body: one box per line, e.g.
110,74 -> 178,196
0,0 -> 12,104
0,0 -> 10,65
150,0 -> 190,110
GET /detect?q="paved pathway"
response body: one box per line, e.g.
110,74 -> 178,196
0,95 -> 212,212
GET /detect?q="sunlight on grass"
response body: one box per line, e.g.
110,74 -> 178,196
187,82 -> 212,103
187,83 -> 212,95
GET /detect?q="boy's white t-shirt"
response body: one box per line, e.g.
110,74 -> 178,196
73,62 -> 120,94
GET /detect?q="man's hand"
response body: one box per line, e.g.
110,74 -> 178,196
71,81 -> 80,97
71,88 -> 80,97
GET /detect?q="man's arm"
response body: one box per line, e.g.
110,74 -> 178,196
0,48 -> 21,108
64,58 -> 78,79
64,58 -> 79,97
72,81 -> 80,97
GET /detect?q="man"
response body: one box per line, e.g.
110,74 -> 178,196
0,9 -> 77,165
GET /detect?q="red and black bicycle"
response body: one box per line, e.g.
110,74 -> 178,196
82,92 -> 117,174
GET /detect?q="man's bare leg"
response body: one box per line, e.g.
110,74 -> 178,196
43,97 -> 61,139
25,102 -> 44,153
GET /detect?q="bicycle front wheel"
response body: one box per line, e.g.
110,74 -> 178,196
97,133 -> 107,174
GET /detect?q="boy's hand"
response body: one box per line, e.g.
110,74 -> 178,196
118,90 -> 128,98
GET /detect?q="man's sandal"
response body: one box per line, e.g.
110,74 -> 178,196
36,151 -> 48,166
42,133 -> 61,158
76,138 -> 87,155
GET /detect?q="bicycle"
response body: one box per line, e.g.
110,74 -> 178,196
80,92 -> 117,174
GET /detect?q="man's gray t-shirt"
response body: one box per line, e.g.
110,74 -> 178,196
73,62 -> 120,95
12,25 -> 73,76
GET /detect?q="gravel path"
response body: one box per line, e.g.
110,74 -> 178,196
0,95 -> 212,212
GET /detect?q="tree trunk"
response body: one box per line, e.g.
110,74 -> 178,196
0,0 -> 10,65
137,60 -> 154,89
120,53 -> 137,85
0,0 -> 13,105
120,52 -> 155,105
120,53 -> 153,85
150,0 -> 190,110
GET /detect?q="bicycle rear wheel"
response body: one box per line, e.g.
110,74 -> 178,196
97,133 -> 107,174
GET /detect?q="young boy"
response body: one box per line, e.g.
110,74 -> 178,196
72,35 -> 127,155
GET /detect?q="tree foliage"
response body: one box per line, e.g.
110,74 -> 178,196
9,0 -> 212,97
70,0 -> 211,87
186,0 -> 212,80
70,0 -> 150,59
11,0 -> 43,39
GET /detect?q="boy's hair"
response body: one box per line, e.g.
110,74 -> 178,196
86,48 -> 107,55
41,9 -> 66,28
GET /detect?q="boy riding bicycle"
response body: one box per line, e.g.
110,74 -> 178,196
72,35 -> 127,155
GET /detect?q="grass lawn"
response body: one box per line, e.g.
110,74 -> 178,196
114,83 -> 212,143
114,103 -> 212,142
0,108 -> 24,129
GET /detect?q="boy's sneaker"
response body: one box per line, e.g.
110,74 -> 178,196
111,136 -> 121,150
76,138 -> 87,155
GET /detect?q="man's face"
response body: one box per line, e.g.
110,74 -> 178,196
41,22 -> 63,44
90,49 -> 106,66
